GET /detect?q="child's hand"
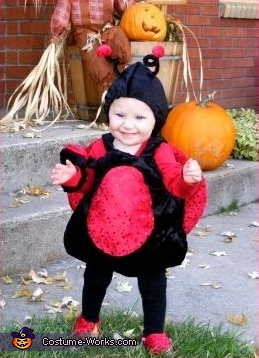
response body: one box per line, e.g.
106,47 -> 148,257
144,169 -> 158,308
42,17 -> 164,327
183,158 -> 202,184
51,160 -> 77,185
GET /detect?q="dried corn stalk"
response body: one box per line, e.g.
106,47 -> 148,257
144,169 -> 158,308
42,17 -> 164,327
1,34 -> 73,132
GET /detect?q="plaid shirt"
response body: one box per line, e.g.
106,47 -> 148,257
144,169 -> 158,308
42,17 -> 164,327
51,0 -> 134,38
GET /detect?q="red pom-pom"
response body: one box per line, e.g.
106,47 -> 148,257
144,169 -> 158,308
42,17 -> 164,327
152,45 -> 165,58
96,44 -> 112,58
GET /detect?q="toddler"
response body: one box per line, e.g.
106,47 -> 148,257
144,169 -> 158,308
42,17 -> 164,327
51,48 -> 207,356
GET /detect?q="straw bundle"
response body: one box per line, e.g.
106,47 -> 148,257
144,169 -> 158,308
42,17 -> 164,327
1,35 -> 73,132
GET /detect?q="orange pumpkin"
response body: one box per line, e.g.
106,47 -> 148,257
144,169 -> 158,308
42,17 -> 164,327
120,3 -> 167,42
12,337 -> 33,350
161,94 -> 236,171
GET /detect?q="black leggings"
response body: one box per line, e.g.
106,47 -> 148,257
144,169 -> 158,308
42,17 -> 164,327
82,264 -> 167,336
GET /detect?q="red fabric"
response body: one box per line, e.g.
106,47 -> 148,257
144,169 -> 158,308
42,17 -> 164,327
63,138 -> 207,233
50,0 -> 134,38
87,166 -> 154,256
142,332 -> 172,355
73,315 -> 100,335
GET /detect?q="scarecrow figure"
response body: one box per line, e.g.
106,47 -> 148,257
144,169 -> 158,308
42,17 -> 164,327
50,0 -> 134,88
1,0 -> 134,130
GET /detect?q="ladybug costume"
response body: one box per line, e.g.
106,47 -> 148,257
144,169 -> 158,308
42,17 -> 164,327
61,133 -> 206,276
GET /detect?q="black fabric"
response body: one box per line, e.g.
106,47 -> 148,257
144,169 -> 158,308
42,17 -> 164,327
82,264 -> 113,323
138,270 -> 167,335
103,61 -> 169,135
82,263 -> 167,335
62,133 -> 187,276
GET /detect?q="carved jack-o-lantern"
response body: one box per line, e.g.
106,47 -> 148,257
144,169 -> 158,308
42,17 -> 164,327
12,335 -> 33,349
11,327 -> 35,350
120,3 -> 167,41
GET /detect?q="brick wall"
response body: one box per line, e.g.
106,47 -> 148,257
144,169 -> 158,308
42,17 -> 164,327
1,0 -> 258,111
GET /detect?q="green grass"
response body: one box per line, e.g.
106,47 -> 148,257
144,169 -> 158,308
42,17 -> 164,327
1,311 -> 255,358
218,199 -> 240,214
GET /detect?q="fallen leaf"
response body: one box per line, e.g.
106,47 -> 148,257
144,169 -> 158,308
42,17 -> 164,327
77,264 -> 86,270
63,310 -> 77,321
226,313 -> 247,326
45,305 -> 63,314
194,231 -> 211,237
37,269 -> 48,278
179,258 -> 190,268
23,269 -> 52,285
116,281 -> 133,293
249,221 -> 259,227
113,332 -> 124,340
24,184 -> 50,197
210,251 -> 227,257
61,296 -> 79,309
0,299 -> 6,310
194,225 -> 212,237
24,316 -> 32,324
220,231 -> 238,240
248,271 -> 259,279
198,264 -> 211,269
12,287 -> 32,299
166,268 -> 175,279
3,276 -> 13,284
200,282 -> 221,289
123,329 -> 135,338
52,271 -> 68,283
60,282 -> 73,290
30,288 -> 45,301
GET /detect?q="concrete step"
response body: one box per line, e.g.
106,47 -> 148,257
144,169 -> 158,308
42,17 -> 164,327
1,122 -> 103,193
1,121 -> 258,275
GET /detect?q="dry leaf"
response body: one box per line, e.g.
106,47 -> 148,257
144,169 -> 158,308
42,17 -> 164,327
198,264 -> 211,269
123,329 -> 135,338
179,258 -> 190,268
61,296 -> 79,309
116,281 -> 133,292
0,299 -> 6,310
24,184 -> 50,198
52,271 -> 68,283
9,198 -> 31,207
113,332 -> 124,340
210,251 -> 227,257
23,269 -> 52,285
220,231 -> 238,239
194,231 -> 211,237
60,282 -> 73,290
3,275 -> 13,284
200,282 -> 221,289
63,310 -> 77,321
248,271 -> 259,279
37,269 -> 48,278
226,313 -> 247,326
194,225 -> 212,237
30,288 -> 45,301
77,264 -> 86,270
12,287 -> 32,299
166,268 -> 175,279
249,221 -> 259,227
45,305 -> 63,314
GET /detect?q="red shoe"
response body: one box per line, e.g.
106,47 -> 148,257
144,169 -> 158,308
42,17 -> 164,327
73,315 -> 100,337
142,332 -> 174,356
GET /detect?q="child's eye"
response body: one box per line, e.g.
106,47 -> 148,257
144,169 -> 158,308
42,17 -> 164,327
136,115 -> 145,120
116,113 -> 124,118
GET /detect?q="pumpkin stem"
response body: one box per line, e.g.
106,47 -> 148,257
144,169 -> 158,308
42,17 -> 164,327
198,91 -> 217,107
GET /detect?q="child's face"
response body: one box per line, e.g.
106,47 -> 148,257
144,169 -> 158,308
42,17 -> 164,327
109,97 -> 156,149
